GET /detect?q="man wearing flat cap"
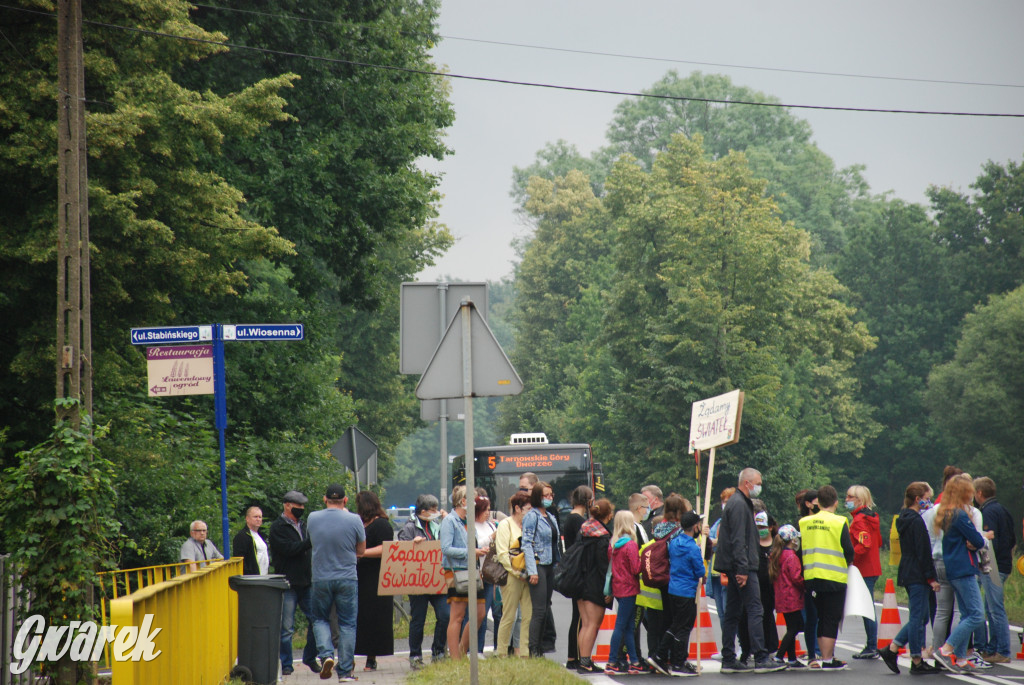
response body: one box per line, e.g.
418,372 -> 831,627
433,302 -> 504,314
270,490 -> 317,676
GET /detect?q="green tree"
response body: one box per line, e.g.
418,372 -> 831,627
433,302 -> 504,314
0,0 -> 296,447
925,285 -> 1024,518
832,199 -> 956,507
599,135 -> 877,514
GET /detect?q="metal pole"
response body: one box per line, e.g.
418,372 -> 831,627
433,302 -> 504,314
213,324 -> 230,554
461,301 -> 479,684
351,428 -> 360,492
438,283 -> 449,507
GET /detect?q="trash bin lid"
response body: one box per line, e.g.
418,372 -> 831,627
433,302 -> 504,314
228,574 -> 290,591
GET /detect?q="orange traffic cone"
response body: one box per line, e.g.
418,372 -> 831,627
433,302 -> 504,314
688,583 -> 719,659
775,609 -> 806,657
593,609 -> 616,665
877,578 -> 906,654
1016,630 -> 1024,660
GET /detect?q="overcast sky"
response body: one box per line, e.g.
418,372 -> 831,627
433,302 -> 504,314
416,0 -> 1024,283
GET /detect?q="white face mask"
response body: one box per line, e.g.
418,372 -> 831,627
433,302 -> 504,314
420,511 -> 440,522
749,483 -> 762,498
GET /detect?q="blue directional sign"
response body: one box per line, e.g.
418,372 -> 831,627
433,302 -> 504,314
130,325 -> 212,345
224,323 -> 304,341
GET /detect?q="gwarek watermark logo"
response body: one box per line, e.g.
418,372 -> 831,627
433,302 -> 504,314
10,614 -> 162,674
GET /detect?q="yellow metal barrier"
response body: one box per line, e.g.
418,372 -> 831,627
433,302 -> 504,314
109,557 -> 241,685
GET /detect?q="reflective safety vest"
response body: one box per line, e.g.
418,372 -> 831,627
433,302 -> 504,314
799,510 -> 849,584
635,540 -> 663,610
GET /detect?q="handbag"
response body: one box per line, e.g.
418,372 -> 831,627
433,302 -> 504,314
509,535 -> 526,572
481,540 -> 509,586
449,569 -> 484,594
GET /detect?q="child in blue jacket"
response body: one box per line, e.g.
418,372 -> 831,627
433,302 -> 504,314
648,511 -> 707,676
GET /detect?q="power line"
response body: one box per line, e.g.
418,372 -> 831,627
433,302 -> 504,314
3,3 -> 1024,118
188,2 -> 1024,91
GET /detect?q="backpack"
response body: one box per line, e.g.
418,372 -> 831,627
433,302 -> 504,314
640,525 -> 681,588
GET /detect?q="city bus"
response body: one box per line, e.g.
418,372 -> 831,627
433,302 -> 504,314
452,433 -> 605,517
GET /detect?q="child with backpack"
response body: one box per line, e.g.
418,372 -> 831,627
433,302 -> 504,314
769,524 -> 805,668
647,510 -> 707,677
605,510 -> 644,674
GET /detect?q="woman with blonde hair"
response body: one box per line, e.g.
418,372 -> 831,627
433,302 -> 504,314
846,484 -> 883,659
930,476 -> 987,672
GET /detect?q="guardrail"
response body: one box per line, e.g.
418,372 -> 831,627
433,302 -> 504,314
108,558 -> 241,685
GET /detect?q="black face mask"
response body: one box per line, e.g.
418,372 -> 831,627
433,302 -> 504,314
811,505 -> 820,514
291,507 -> 305,518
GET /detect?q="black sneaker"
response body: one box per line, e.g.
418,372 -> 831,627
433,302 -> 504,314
647,655 -> 670,676
565,660 -> 580,670
577,658 -> 605,675
880,647 -> 900,674
754,658 -> 787,673
820,659 -> 847,670
671,662 -> 700,677
722,660 -> 753,674
910,661 -> 941,675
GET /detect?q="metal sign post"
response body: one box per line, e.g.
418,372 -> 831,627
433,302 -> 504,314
414,298 -> 521,685
132,322 -> 304,553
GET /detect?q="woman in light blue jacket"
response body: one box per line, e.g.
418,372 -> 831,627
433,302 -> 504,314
439,485 -> 486,659
520,481 -> 561,657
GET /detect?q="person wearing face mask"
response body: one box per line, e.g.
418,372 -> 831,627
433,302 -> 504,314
845,484 -> 883,659
879,482 -> 942,675
714,468 -> 785,673
521,481 -> 561,658
794,488 -> 820,662
798,485 -> 854,670
398,493 -> 450,669
269,490 -> 318,676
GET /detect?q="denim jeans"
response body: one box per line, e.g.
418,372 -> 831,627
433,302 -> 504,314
946,575 -> 985,658
476,582 -> 495,652
312,579 -> 358,675
802,587 -> 819,659
893,583 -> 929,657
861,575 -> 878,650
408,593 -> 450,659
931,559 -> 954,650
974,572 -> 1010,657
608,595 -> 639,666
281,586 -> 318,671
721,573 -> 766,662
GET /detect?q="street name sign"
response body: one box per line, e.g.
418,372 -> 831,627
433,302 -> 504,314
130,325 -> 212,345
223,323 -> 304,341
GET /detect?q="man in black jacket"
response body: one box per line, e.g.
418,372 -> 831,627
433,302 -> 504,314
974,477 -> 1016,663
269,490 -> 318,675
713,468 -> 784,674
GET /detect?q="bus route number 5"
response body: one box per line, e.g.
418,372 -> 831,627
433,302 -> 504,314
488,455 -> 496,470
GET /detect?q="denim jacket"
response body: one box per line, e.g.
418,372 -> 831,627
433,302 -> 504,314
440,512 -> 469,570
521,508 -> 561,576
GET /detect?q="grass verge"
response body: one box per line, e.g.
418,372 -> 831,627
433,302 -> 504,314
408,656 -> 582,685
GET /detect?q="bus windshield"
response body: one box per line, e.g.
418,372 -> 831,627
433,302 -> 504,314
453,443 -> 595,518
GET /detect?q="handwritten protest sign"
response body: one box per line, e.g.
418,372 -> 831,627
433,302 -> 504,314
688,389 -> 744,452
377,540 -> 446,596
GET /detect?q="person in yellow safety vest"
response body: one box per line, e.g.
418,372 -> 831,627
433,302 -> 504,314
798,485 -> 854,670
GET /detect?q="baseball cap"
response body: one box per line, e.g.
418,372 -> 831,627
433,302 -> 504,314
778,524 -> 800,541
325,483 -> 346,500
283,490 -> 308,505
680,511 -> 702,530
754,511 -> 769,527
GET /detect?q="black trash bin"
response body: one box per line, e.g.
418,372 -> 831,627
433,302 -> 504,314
229,574 -> 290,685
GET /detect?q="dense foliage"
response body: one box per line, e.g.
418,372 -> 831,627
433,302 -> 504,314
502,71 -> 1024,521
0,0 -> 453,565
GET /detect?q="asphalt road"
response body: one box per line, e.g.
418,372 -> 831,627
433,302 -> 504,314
536,591 -> 1024,684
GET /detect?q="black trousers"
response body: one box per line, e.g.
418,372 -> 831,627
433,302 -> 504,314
656,594 -> 697,666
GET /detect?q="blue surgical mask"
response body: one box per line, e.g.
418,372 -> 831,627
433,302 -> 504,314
844,501 -> 856,511
642,508 -> 652,521
749,484 -> 762,498
542,498 -> 553,508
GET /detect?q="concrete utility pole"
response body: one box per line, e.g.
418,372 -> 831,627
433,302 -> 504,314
56,0 -> 92,427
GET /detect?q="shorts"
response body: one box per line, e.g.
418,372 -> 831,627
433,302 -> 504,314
812,588 -> 846,640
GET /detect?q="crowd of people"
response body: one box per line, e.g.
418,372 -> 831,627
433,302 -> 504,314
179,464 -> 1017,680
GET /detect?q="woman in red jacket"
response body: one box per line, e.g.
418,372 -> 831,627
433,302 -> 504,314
846,485 -> 883,659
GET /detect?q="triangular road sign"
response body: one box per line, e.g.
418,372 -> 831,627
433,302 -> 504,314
415,301 -> 523,400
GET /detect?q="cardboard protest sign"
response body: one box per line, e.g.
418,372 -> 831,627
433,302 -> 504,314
688,389 -> 744,452
377,540 -> 446,596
